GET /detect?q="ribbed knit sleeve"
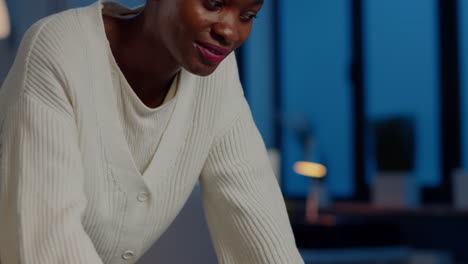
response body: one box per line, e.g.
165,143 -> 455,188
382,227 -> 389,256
0,94 -> 104,264
200,104 -> 304,264
0,17 -> 104,264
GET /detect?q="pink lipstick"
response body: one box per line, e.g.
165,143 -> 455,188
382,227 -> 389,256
196,42 -> 230,64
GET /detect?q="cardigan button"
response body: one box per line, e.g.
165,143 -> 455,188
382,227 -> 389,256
137,192 -> 149,202
122,250 -> 135,260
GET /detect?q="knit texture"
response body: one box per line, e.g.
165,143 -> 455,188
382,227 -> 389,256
0,1 -> 304,264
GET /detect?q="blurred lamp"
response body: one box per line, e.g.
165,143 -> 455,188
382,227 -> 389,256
294,161 -> 331,225
0,0 -> 10,39
293,161 -> 327,178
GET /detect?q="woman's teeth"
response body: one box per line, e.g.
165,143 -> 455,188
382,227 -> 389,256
209,48 -> 220,55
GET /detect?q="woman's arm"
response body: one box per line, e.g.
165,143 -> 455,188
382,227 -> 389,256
199,100 -> 304,264
0,19 -> 103,264
0,94 -> 104,264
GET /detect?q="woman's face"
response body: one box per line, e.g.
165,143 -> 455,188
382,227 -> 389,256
148,0 -> 263,76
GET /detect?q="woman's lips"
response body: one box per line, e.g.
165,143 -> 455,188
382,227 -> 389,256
196,42 -> 230,64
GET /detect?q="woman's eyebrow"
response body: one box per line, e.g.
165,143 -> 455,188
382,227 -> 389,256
252,0 -> 264,5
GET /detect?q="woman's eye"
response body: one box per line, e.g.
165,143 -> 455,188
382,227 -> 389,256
240,13 -> 257,22
207,0 -> 223,10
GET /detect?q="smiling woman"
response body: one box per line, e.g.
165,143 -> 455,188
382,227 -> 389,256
103,0 -> 263,107
0,0 -> 304,264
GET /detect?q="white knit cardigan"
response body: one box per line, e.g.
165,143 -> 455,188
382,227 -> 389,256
0,1 -> 304,264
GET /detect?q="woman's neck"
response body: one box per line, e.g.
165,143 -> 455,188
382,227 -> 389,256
103,13 -> 180,108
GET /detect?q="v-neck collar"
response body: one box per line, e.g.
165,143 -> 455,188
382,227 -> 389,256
84,1 -> 196,190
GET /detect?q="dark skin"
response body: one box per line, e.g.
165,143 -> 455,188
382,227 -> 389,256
103,0 -> 263,108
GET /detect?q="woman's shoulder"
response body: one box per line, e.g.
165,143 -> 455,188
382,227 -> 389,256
191,52 -> 252,135
1,3 -> 104,118
13,5 -> 99,78
18,2 -> 102,66
11,2 -> 106,87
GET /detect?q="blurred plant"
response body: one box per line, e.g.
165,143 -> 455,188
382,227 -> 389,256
281,113 -> 315,161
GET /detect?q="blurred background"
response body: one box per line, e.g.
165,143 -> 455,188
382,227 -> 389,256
1,0 -> 468,263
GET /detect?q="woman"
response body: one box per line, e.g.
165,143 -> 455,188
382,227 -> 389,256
0,0 -> 304,263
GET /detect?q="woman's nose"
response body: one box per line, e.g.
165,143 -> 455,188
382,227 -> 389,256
211,16 -> 239,46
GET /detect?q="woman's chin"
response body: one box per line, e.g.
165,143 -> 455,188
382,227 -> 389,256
183,60 -> 218,77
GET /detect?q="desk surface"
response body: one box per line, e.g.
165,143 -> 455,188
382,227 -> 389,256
324,202 -> 468,218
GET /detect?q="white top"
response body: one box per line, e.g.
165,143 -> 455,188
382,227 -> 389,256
109,43 -> 179,173
0,1 -> 304,264
106,2 -> 180,174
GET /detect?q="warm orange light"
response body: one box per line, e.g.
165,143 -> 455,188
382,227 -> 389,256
0,0 -> 10,39
293,161 -> 327,178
